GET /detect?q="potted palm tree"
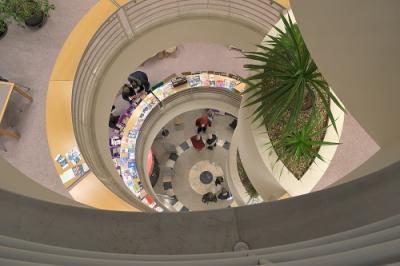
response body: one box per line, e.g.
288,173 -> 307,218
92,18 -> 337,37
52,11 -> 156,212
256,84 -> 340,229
242,14 -> 345,179
6,0 -> 55,28
243,14 -> 345,134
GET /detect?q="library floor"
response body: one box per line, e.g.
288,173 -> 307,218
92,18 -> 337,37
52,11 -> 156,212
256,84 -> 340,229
151,109 -> 235,211
0,0 -> 97,196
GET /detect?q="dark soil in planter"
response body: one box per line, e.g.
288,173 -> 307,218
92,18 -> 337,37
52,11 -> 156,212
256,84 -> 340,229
302,92 -> 315,111
25,11 -> 46,28
267,93 -> 329,180
0,22 -> 7,39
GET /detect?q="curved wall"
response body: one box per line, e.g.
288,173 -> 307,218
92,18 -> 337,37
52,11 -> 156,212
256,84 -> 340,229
290,0 -> 400,183
72,0 -> 285,209
76,18 -> 265,209
134,88 -> 241,209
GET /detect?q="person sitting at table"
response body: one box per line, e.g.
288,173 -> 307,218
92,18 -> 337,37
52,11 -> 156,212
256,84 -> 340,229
128,71 -> 151,93
215,176 -> 224,186
195,114 -> 211,134
217,188 -> 232,200
190,134 -> 205,151
206,133 -> 218,150
202,192 -> 217,204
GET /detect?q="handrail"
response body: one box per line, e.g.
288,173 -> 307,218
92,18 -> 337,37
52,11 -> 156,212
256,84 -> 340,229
1,161 -> 400,259
71,0 -> 285,209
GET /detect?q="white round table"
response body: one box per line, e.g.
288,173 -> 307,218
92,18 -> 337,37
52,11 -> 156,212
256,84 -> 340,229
188,160 -> 224,195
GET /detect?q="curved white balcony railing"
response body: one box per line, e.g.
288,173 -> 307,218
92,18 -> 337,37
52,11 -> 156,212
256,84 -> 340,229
71,0 -> 285,209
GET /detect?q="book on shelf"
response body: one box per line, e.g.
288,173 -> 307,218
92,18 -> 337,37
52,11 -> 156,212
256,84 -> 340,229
200,73 -> 209,86
209,74 -> 216,87
55,154 -> 68,169
188,75 -> 201,87
216,77 -> 225,88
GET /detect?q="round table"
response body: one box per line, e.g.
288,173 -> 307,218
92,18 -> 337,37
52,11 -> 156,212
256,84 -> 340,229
189,160 -> 224,195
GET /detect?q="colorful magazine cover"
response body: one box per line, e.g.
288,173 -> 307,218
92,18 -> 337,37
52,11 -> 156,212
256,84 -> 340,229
55,154 -> 68,169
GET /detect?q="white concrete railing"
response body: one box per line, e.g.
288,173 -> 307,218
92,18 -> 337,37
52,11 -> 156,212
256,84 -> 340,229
1,214 -> 400,265
72,0 -> 285,210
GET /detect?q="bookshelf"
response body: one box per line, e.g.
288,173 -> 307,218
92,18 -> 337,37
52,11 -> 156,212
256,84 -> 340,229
109,72 -> 244,211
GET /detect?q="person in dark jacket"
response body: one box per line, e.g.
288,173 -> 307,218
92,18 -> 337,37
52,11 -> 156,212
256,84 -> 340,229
121,84 -> 140,104
109,105 -> 120,129
202,192 -> 217,204
215,176 -> 224,186
217,188 -> 232,200
206,133 -> 217,150
109,114 -> 120,130
229,118 -> 237,130
128,71 -> 150,93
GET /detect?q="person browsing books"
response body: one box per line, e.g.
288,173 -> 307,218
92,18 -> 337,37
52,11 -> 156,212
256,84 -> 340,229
121,84 -> 141,104
128,71 -> 151,94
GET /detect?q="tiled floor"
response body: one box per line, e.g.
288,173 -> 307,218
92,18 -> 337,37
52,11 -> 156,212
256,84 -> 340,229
152,109 -> 236,211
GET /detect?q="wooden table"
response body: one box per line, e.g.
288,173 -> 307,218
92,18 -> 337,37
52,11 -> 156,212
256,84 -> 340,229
0,81 -> 33,140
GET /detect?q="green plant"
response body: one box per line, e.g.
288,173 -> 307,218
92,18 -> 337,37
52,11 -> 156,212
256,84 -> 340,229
3,0 -> 54,26
237,152 -> 259,199
0,18 -> 7,33
242,14 -> 345,134
0,1 -> 11,32
269,115 -> 340,169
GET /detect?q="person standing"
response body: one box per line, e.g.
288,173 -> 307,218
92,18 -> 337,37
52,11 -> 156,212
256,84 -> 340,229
206,133 -> 217,150
121,84 -> 140,104
195,115 -> 211,134
190,134 -> 205,151
109,105 -> 120,130
128,71 -> 151,93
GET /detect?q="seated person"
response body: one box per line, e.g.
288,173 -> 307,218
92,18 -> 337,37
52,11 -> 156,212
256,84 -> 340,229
121,84 -> 140,104
190,134 -> 205,151
206,133 -> 217,150
128,71 -> 151,93
202,192 -> 217,204
215,176 -> 224,186
195,115 -> 211,133
218,188 -> 232,200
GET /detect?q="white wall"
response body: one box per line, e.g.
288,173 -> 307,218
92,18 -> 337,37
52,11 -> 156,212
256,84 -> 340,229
291,0 -> 400,182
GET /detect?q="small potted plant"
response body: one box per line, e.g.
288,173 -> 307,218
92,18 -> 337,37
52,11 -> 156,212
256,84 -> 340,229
6,0 -> 55,29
